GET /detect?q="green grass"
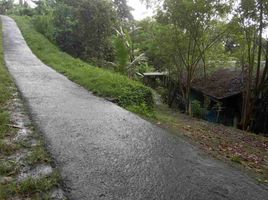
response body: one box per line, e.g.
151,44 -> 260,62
12,16 -> 154,117
0,20 -> 14,139
0,140 -> 19,156
18,171 -> 60,196
26,146 -> 51,165
0,171 -> 60,199
0,112 -> 11,138
0,160 -> 19,176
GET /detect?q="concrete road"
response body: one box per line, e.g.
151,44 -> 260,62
2,16 -> 268,200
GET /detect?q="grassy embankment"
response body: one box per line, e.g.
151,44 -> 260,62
0,21 -> 13,142
13,16 -> 268,184
0,20 -> 64,199
13,16 -> 154,117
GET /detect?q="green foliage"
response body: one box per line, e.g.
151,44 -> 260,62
34,0 -> 56,15
0,112 -> 10,138
138,63 -> 155,74
127,103 -> 155,118
134,20 -> 179,74
26,146 -> 51,165
13,0 -> 116,63
0,140 -> 19,156
52,2 -> 80,56
0,0 -> 13,14
18,172 -> 60,195
148,0 -> 232,113
71,0 -> 115,61
32,12 -> 54,41
7,4 -> 34,16
0,172 -> 60,199
13,16 -> 154,114
0,21 -> 13,106
0,182 -> 16,199
113,35 -> 129,74
0,160 -> 18,176
191,100 -> 207,119
191,100 -> 202,118
113,26 -> 148,76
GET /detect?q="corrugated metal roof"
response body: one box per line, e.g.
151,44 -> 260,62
143,72 -> 168,76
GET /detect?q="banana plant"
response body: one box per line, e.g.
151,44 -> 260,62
113,26 -> 147,77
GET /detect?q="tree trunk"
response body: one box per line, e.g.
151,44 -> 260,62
260,40 -> 268,87
241,32 -> 257,130
256,0 -> 263,88
185,70 -> 191,114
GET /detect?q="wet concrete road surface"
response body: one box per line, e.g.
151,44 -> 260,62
2,16 -> 268,200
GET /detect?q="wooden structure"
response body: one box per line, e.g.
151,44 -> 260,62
189,68 -> 244,127
142,72 -> 168,88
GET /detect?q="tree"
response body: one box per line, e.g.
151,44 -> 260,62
0,0 -> 13,14
34,0 -> 56,15
74,0 -> 115,61
36,0 -> 117,63
52,2 -> 81,56
230,0 -> 268,130
155,0 -> 231,113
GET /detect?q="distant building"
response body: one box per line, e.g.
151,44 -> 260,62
141,68 -> 265,129
141,72 -> 168,88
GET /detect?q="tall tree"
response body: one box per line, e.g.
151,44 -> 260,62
231,0 -> 268,130
49,0 -> 116,62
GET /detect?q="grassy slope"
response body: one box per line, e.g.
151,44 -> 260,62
13,16 -> 154,117
0,18 -> 14,139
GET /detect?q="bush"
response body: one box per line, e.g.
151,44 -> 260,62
13,16 -> 155,115
52,3 -> 81,56
191,100 -> 201,118
127,103 -> 155,118
191,100 -> 207,119
32,13 -> 54,41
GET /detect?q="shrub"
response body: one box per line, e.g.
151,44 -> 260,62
191,100 -> 202,118
191,100 -> 207,119
32,12 -> 54,41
